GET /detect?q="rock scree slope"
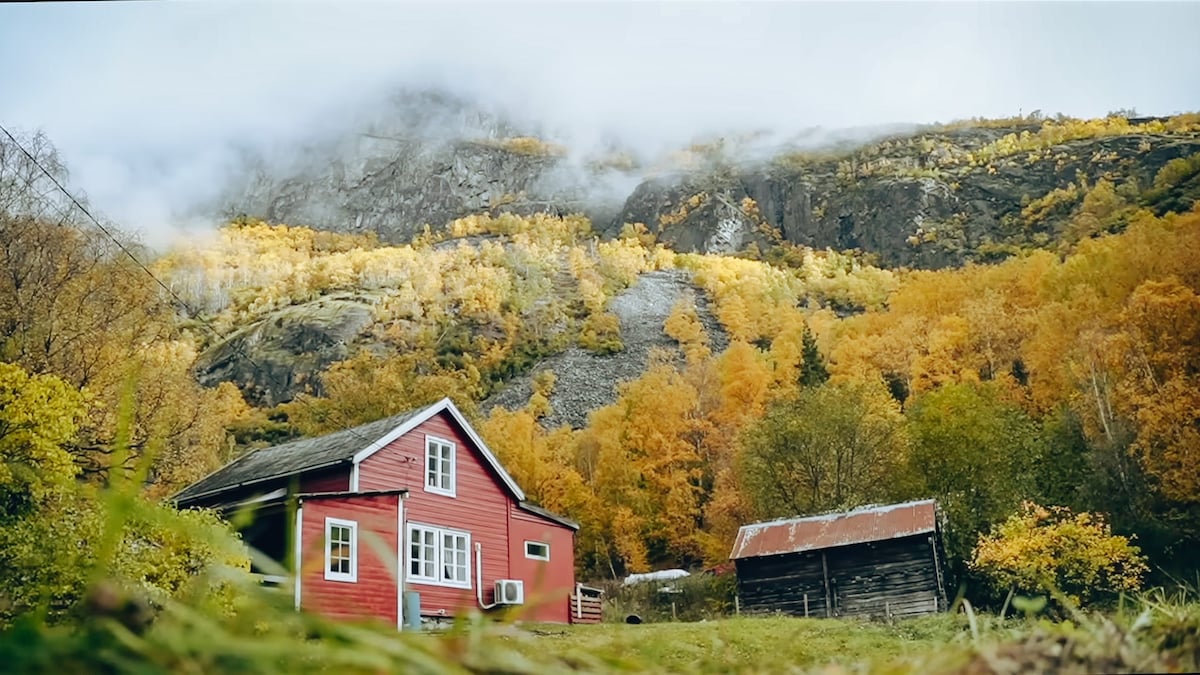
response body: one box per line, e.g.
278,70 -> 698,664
483,269 -> 728,429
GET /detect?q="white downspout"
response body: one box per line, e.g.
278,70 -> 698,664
396,494 -> 406,630
476,542 -> 499,609
293,505 -> 303,610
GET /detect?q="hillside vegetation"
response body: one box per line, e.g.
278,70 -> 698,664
150,157 -> 1200,586
2,112 -> 1200,658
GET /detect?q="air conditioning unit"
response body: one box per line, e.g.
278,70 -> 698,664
494,579 -> 525,605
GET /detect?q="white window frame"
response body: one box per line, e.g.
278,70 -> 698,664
324,517 -> 358,583
407,522 -> 471,589
424,435 -> 457,497
524,540 -> 550,561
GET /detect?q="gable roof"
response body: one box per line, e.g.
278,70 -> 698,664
173,398 -> 524,506
729,499 -> 938,560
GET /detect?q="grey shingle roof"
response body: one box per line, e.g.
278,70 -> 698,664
174,407 -> 425,505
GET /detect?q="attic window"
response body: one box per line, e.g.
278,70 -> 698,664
324,518 -> 357,583
425,436 -> 456,497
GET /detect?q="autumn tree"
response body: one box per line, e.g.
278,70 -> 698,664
282,350 -> 482,435
738,381 -> 907,519
664,296 -> 712,364
0,362 -> 85,517
0,132 -> 245,493
0,359 -> 250,624
905,382 -> 1043,561
1110,277 -> 1200,503
971,502 -> 1147,608
577,359 -> 707,573
479,371 -> 594,519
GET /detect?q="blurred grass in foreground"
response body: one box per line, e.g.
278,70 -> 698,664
4,582 -> 1200,674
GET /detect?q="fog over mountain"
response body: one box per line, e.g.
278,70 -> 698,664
2,1 -> 1198,246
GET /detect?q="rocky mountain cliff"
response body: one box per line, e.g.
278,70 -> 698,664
222,98 -> 1200,271
203,106 -> 1200,421
220,90 -> 634,242
606,121 -> 1200,268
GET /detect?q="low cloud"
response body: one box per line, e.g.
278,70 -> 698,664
2,1 -> 1198,247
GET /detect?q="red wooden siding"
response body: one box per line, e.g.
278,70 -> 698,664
507,505 -> 576,623
299,494 -> 400,625
301,466 -> 351,493
358,411 -> 511,616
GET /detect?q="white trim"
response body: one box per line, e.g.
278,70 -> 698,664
423,434 -> 457,497
349,463 -> 360,492
524,540 -> 550,561
349,398 -> 526,501
324,517 -> 359,583
396,496 -> 405,631
406,521 -> 472,589
293,506 -> 303,610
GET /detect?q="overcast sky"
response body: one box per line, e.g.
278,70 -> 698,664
2,1 -> 1199,245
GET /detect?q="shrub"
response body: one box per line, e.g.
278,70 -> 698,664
0,488 -> 250,625
970,502 -> 1148,608
578,313 -> 624,355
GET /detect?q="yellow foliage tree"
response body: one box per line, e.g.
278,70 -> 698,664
971,502 -> 1147,607
580,361 -> 706,571
1110,278 -> 1200,502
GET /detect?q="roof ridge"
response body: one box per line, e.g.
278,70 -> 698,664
742,498 -> 937,527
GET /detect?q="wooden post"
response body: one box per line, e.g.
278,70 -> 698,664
672,601 -> 677,621
821,552 -> 832,617
803,593 -> 809,617
885,601 -> 891,620
735,595 -> 741,616
574,583 -> 582,619
930,532 -> 946,613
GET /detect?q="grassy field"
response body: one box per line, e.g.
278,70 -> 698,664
6,583 -> 1199,674
503,614 -> 983,673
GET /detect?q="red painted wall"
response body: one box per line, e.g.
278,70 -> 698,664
358,411 -> 511,617
298,493 -> 400,625
301,466 -> 351,493
507,506 -> 576,623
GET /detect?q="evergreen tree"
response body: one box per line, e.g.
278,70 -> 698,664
799,324 -> 830,387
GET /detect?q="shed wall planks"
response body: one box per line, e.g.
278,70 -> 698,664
736,533 -> 944,619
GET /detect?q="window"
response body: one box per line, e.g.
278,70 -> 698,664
525,541 -> 550,561
408,523 -> 470,588
424,436 -> 456,496
324,518 -> 357,582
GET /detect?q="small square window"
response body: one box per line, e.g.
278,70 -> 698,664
324,518 -> 357,582
525,541 -> 550,561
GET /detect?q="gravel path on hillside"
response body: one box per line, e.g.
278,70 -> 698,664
483,269 -> 727,429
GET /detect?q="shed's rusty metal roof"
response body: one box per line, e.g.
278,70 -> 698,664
729,499 -> 938,560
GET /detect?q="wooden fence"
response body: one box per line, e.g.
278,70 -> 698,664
570,583 -> 603,624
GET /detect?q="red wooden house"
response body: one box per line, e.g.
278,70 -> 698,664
174,398 -> 579,626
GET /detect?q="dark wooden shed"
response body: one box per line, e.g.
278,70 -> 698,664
730,499 -> 948,619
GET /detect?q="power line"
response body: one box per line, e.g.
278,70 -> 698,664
0,124 -> 194,311
0,123 -> 378,448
